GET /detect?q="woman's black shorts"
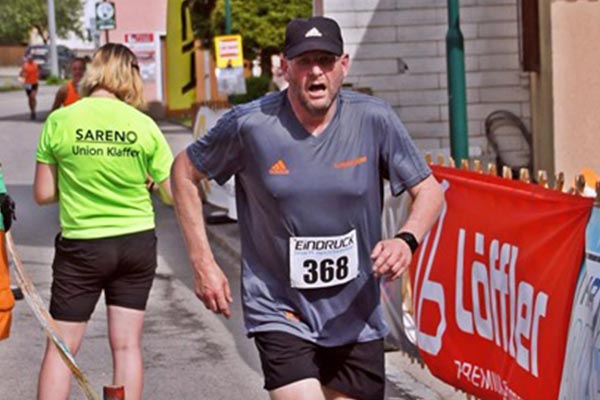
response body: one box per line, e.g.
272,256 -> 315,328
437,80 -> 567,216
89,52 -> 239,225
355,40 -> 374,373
254,331 -> 385,400
49,229 -> 157,322
24,83 -> 38,96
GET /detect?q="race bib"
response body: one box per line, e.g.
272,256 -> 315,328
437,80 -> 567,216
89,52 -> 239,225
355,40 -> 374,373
289,230 -> 359,289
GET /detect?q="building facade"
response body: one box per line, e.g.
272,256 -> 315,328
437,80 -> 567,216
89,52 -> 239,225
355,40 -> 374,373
320,0 -> 600,182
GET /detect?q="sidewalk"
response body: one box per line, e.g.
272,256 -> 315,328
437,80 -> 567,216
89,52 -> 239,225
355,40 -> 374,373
3,244 -> 265,399
0,66 -> 21,88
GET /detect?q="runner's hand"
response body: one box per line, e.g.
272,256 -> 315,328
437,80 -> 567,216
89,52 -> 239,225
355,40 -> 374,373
371,238 -> 412,282
193,262 -> 233,318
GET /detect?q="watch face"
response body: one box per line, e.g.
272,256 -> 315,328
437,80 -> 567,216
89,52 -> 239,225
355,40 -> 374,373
96,3 -> 114,19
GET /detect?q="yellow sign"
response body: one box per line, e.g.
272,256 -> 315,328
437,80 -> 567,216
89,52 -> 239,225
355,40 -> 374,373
214,35 -> 244,69
166,0 -> 196,112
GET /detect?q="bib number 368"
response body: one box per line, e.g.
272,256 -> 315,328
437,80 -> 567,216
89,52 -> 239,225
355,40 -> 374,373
289,230 -> 359,289
303,256 -> 349,284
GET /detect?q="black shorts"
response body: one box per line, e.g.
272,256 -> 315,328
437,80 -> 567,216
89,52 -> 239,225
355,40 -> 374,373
50,229 -> 157,322
25,83 -> 38,96
254,331 -> 385,400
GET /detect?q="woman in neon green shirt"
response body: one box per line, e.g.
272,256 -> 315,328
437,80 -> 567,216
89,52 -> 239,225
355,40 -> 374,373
34,43 -> 173,400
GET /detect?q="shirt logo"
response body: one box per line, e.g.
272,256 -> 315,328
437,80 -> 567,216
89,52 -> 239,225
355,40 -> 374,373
269,159 -> 290,175
334,156 -> 367,169
283,311 -> 301,323
305,27 -> 323,38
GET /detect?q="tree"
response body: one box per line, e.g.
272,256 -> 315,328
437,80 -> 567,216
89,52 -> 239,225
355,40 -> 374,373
208,0 -> 312,74
189,0 -> 217,48
0,0 -> 84,44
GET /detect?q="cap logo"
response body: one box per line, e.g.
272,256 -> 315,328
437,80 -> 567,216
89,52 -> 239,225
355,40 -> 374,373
305,27 -> 323,38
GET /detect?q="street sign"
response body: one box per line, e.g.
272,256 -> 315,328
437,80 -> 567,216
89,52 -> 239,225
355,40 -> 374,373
214,35 -> 244,69
124,33 -> 156,82
96,2 -> 116,31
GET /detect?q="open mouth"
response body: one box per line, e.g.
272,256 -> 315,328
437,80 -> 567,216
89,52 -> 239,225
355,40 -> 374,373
308,83 -> 326,93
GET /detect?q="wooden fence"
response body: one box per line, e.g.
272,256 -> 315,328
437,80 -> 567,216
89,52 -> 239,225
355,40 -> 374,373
0,45 -> 26,66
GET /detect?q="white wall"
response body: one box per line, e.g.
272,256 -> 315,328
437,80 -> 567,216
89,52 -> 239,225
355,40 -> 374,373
552,1 -> 600,181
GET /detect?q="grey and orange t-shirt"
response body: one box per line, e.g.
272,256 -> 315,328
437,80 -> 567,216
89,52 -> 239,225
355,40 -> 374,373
36,97 -> 173,239
187,89 -> 431,346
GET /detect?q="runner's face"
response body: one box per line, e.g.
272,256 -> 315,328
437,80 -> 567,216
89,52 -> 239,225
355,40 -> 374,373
283,51 -> 349,117
70,61 -> 85,83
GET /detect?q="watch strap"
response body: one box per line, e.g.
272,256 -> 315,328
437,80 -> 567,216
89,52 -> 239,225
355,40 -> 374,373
394,231 -> 419,254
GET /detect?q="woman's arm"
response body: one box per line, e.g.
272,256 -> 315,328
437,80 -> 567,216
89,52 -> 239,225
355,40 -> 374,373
50,86 -> 68,112
156,177 -> 173,206
33,162 -> 58,205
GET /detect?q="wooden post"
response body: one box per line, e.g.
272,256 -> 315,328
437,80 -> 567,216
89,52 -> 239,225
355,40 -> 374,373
575,174 -> 586,196
103,386 -> 124,400
437,153 -> 445,166
460,159 -> 469,170
519,168 -> 531,183
555,172 -> 565,192
537,170 -> 549,188
425,152 -> 433,165
487,163 -> 497,176
472,159 -> 482,173
502,166 -> 512,179
448,156 -> 456,168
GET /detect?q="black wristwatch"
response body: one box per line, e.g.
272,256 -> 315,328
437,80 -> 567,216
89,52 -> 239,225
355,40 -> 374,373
394,232 -> 419,254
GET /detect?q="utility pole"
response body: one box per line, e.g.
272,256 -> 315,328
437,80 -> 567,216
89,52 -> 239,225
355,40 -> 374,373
225,0 -> 231,34
313,0 -> 324,16
46,0 -> 59,77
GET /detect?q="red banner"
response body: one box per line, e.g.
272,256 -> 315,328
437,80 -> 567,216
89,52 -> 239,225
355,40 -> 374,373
410,166 -> 593,400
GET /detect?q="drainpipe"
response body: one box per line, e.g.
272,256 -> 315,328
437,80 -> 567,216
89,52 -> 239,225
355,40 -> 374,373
446,0 -> 469,163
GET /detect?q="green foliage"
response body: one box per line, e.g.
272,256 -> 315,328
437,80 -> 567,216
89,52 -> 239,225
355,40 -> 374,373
0,0 -> 83,44
0,85 -> 22,93
209,0 -> 312,61
45,75 -> 64,85
228,75 -> 271,105
189,0 -> 217,47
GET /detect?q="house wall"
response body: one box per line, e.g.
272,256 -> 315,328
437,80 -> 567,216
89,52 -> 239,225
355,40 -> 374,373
551,1 -> 600,182
323,0 -> 530,156
106,0 -> 167,103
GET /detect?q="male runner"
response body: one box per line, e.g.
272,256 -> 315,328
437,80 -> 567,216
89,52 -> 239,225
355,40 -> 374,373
172,16 -> 444,400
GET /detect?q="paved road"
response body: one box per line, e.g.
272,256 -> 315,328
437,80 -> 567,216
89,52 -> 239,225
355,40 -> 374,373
0,85 -> 461,399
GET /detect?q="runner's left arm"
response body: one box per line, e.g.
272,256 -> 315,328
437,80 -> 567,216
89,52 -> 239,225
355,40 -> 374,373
33,162 -> 58,205
372,174 -> 444,281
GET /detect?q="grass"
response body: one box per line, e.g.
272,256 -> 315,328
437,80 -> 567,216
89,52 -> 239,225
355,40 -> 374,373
0,85 -> 21,92
45,75 -> 66,85
173,116 -> 192,128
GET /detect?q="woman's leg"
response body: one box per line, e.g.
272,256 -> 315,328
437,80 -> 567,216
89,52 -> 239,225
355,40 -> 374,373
37,320 -> 87,400
107,305 -> 146,400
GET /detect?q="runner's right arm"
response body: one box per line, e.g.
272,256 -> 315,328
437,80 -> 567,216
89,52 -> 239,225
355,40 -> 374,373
171,151 -> 232,318
50,86 -> 68,112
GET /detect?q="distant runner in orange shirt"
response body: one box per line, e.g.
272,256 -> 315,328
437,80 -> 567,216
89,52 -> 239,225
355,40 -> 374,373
20,55 -> 39,120
50,57 -> 87,112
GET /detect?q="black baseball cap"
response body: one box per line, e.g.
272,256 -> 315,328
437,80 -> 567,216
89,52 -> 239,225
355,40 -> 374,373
284,16 -> 344,59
